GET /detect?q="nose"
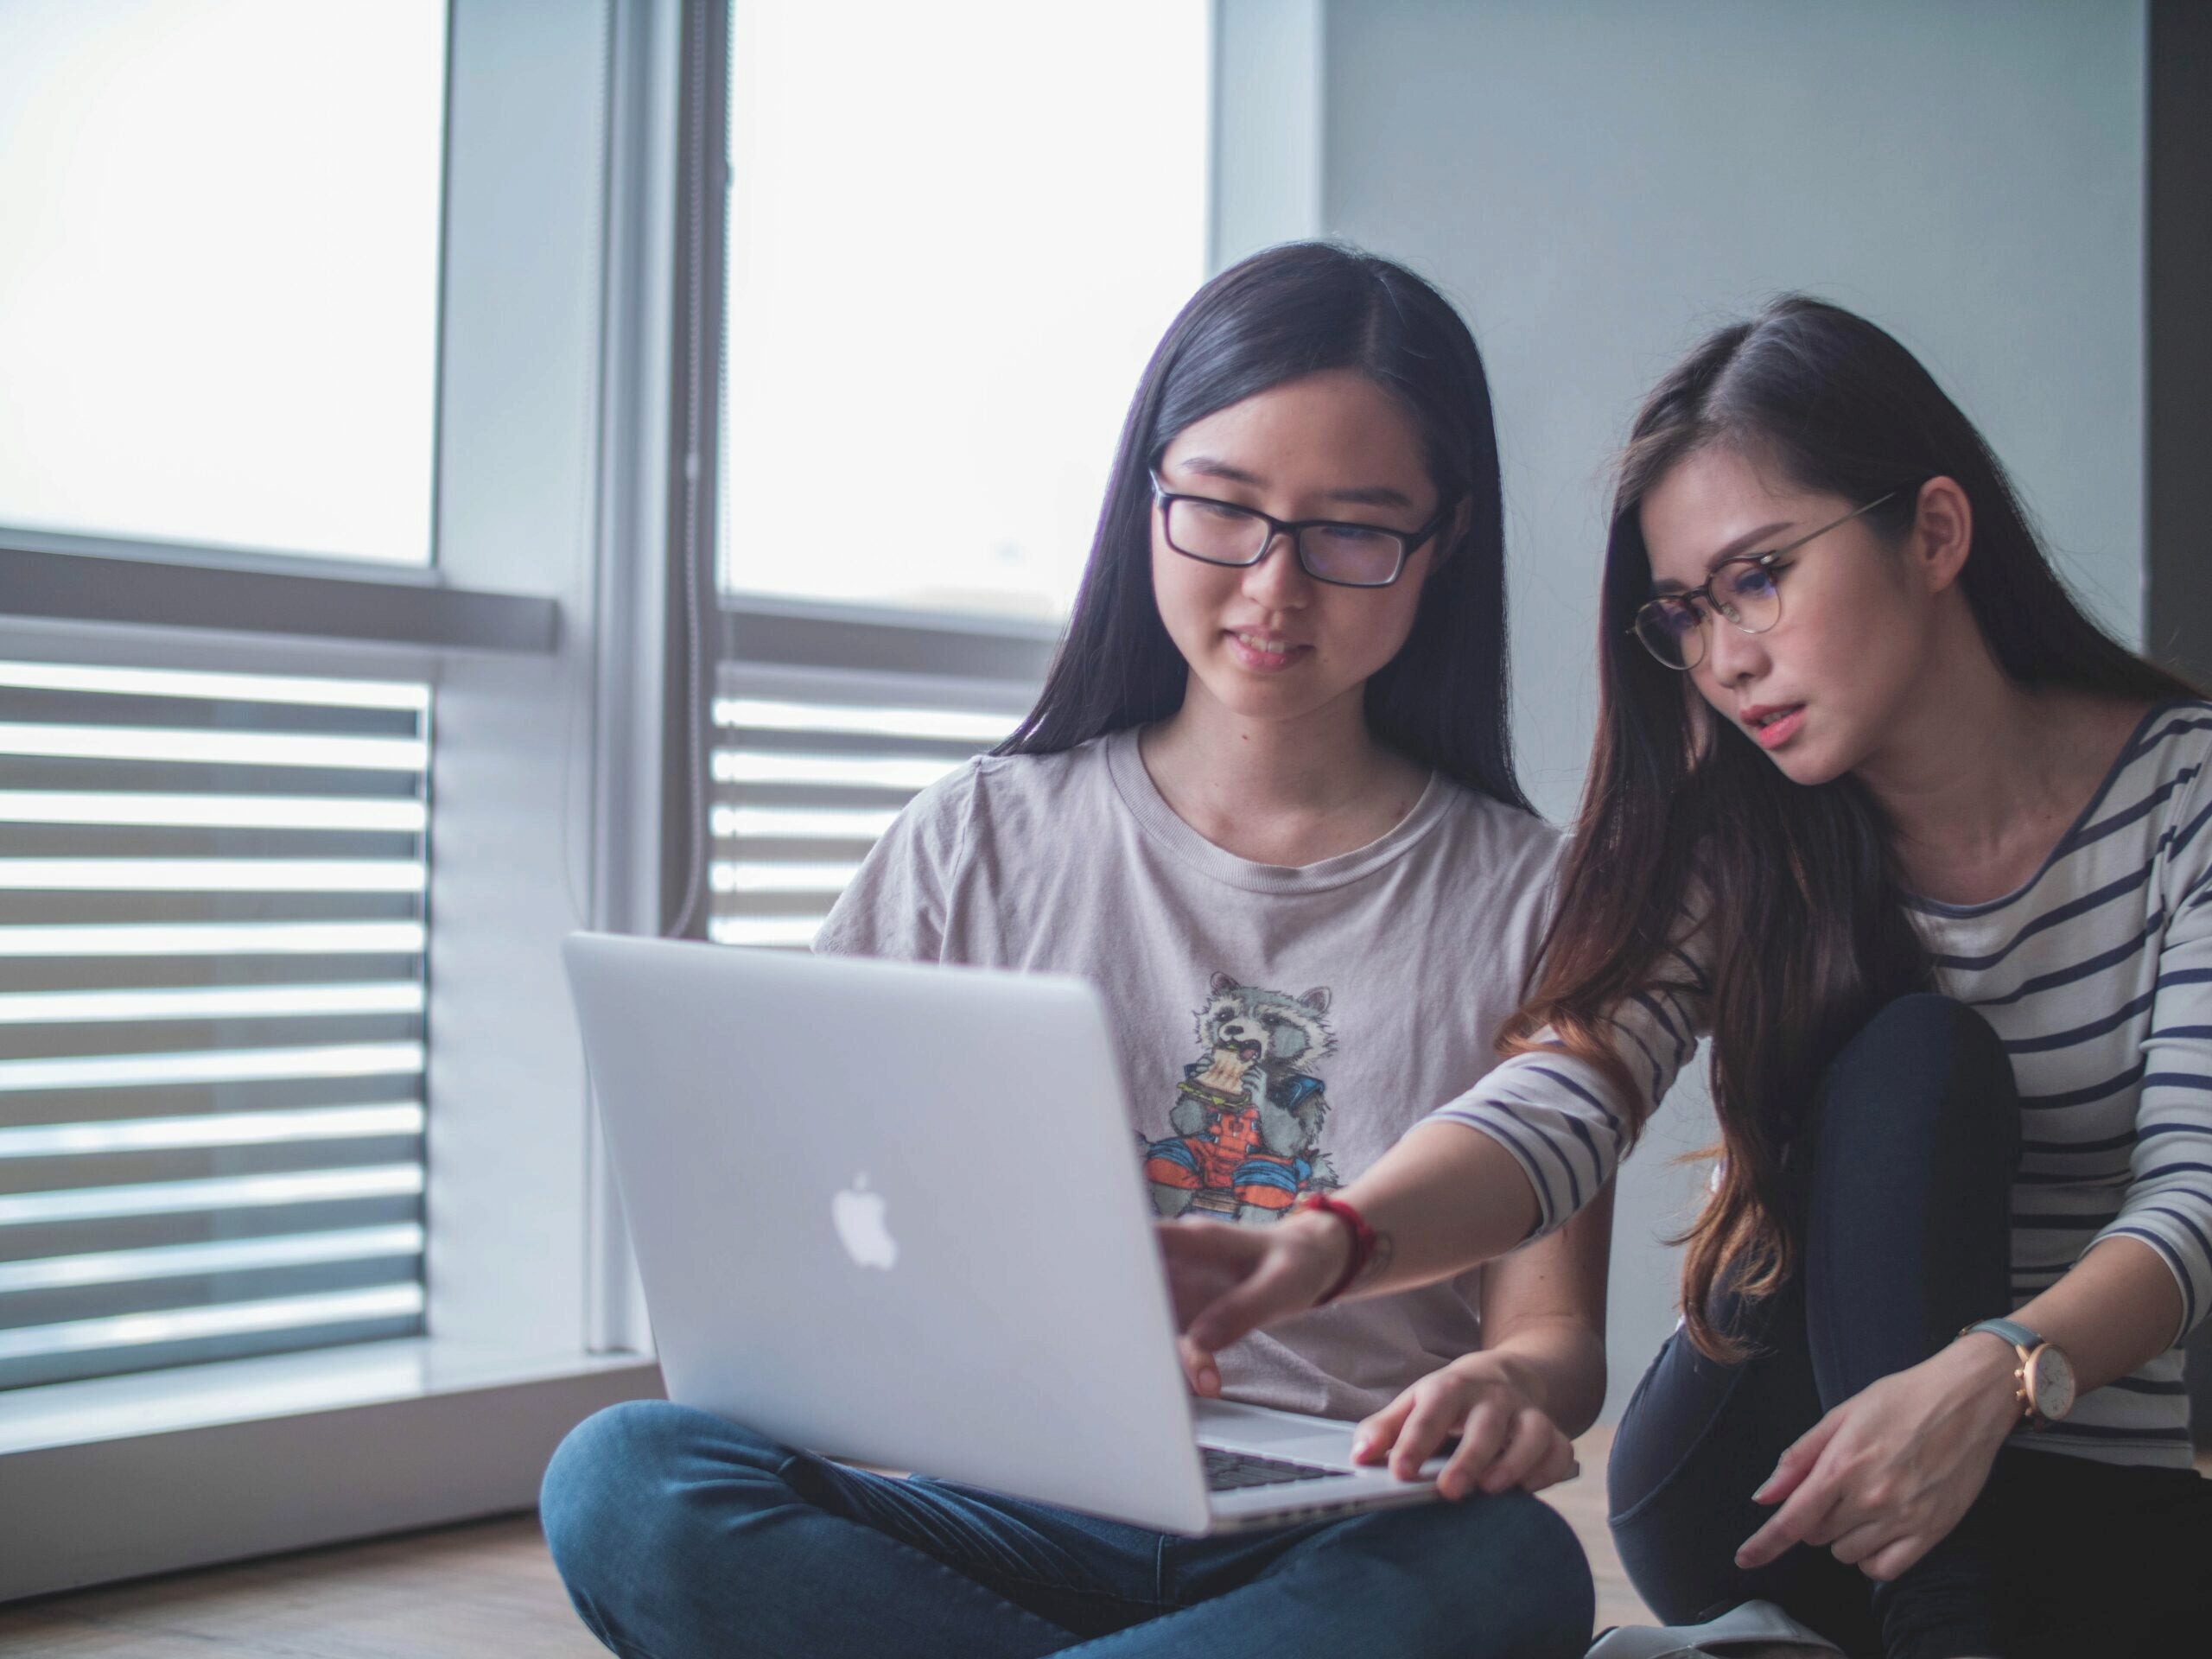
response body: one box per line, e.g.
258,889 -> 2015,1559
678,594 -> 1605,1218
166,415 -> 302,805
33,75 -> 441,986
1238,531 -> 1313,609
1698,607 -> 1770,692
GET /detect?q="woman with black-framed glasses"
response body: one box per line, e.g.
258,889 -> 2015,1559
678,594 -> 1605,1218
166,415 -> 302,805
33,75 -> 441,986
540,241 -> 1605,1659
1162,295 -> 2212,1658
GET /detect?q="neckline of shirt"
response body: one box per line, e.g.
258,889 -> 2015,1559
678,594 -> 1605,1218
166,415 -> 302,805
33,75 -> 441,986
1901,698 -> 2191,920
1100,727 -> 1455,894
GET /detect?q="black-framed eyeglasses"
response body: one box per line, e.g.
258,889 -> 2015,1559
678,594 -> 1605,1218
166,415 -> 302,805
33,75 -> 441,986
1148,474 -> 1451,589
1630,492 -> 1901,671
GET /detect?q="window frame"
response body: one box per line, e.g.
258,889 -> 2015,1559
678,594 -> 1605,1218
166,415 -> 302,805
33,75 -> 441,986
0,0 -> 679,1599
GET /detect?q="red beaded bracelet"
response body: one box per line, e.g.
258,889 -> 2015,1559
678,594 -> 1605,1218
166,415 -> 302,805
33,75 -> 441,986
1292,1191 -> 1376,1305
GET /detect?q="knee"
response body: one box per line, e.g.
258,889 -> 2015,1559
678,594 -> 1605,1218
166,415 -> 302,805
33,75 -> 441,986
540,1401 -> 777,1599
540,1402 -> 677,1586
1402,1489 -> 1596,1656
1822,994 -> 2015,1152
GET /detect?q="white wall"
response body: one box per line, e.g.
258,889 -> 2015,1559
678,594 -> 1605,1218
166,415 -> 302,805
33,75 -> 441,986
1293,0 -> 2148,1418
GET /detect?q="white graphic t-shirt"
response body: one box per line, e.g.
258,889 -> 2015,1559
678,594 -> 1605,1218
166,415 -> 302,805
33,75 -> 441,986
815,728 -> 1562,1421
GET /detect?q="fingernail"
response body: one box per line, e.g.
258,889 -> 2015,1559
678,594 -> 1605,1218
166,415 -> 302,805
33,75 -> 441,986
1350,1434 -> 1371,1459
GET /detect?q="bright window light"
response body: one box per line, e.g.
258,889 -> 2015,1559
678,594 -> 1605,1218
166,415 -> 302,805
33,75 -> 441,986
0,1042 -> 425,1096
0,1225 -> 425,1295
0,922 -> 428,958
0,791 -> 429,831
0,662 -> 429,711
0,1166 -> 427,1229
0,1286 -> 428,1363
0,984 -> 424,1027
0,1104 -> 426,1158
0,724 -> 428,771
721,0 -> 1210,620
0,1 -> 446,563
710,752 -> 966,791
709,861 -> 862,895
0,861 -> 426,893
708,916 -> 824,949
710,805 -> 902,842
713,699 -> 1019,744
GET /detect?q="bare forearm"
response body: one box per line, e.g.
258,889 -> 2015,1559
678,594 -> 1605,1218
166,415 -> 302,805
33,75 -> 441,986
2004,1236 -> 2185,1395
1327,1120 -> 1543,1297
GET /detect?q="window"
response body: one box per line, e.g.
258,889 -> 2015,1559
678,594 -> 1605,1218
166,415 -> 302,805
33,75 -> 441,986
719,0 -> 1211,623
0,0 -> 661,1599
0,0 -> 447,566
706,0 -> 1212,951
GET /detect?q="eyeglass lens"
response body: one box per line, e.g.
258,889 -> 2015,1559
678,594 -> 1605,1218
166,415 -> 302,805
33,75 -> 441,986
1634,563 -> 1783,668
1164,498 -> 1403,586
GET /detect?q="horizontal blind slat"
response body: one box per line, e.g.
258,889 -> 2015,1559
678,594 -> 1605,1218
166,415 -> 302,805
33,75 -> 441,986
708,665 -> 1037,957
0,659 -> 431,1388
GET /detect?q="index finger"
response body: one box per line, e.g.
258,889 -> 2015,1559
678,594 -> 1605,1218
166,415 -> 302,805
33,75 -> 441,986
1177,1336 -> 1221,1397
1736,1473 -> 1842,1570
1350,1393 -> 1417,1464
1154,1218 -> 1268,1327
1183,1241 -> 1325,1356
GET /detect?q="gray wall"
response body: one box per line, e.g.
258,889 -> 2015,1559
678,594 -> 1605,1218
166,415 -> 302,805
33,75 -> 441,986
1254,0 -> 2150,1418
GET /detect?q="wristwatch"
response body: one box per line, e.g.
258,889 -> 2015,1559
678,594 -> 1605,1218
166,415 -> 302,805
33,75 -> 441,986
1960,1317 -> 2077,1427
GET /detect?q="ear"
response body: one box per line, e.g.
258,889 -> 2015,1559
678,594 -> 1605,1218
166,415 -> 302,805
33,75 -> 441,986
1910,476 -> 1974,594
1210,971 -> 1236,996
1298,988 -> 1331,1015
1430,498 -> 1471,569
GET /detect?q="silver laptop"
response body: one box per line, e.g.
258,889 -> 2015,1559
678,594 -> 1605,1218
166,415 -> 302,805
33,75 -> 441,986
563,931 -> 1454,1535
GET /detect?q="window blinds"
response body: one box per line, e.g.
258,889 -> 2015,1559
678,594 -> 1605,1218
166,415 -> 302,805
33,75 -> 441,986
0,661 -> 430,1389
708,671 -> 1026,950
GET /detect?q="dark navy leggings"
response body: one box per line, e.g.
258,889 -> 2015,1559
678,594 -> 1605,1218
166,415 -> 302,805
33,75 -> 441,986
1608,995 -> 2212,1658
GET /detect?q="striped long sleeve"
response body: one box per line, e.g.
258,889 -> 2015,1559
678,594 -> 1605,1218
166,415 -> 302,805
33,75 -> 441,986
1427,939 -> 1708,1236
2093,740 -> 2212,1344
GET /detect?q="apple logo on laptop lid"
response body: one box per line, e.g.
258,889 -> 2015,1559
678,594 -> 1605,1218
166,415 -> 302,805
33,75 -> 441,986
832,1173 -> 899,1270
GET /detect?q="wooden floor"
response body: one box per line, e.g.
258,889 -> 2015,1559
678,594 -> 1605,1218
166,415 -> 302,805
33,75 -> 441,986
0,1428 -> 1649,1656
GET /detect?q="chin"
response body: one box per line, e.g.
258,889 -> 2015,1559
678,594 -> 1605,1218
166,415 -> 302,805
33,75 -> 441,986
1764,743 -> 1852,788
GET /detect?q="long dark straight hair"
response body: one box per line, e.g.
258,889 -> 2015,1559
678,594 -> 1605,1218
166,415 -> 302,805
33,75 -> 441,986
1499,295 -> 2196,1360
996,241 -> 1530,812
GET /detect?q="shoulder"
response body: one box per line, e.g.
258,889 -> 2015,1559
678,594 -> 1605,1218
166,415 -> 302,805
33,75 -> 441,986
2138,700 -> 2212,864
2101,699 -> 2212,849
899,739 -> 1116,861
1431,781 -> 1566,880
960,739 -> 1113,825
2127,699 -> 2212,782
1421,785 -> 1567,949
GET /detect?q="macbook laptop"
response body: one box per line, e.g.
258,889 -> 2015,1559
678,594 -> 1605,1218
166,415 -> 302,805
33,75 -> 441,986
563,931 -> 1465,1535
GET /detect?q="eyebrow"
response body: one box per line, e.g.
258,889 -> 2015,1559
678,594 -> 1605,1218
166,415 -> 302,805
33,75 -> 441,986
1173,455 -> 1417,512
1649,519 -> 1796,594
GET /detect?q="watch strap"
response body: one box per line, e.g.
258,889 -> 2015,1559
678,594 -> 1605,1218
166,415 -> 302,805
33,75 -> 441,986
1961,1317 -> 2056,1426
1963,1316 -> 2044,1354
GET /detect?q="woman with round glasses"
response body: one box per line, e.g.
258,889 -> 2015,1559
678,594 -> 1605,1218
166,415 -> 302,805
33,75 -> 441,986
540,241 -> 1605,1659
1163,296 -> 2212,1657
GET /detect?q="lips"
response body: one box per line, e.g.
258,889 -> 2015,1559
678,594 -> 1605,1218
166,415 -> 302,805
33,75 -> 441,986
1225,630 -> 1310,671
1744,704 -> 1806,750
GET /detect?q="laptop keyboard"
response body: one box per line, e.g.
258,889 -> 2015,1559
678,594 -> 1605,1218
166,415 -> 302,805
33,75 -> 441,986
1201,1446 -> 1342,1491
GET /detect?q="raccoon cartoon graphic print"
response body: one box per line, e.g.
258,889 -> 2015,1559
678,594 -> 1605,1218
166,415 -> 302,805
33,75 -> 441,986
1144,973 -> 1340,1224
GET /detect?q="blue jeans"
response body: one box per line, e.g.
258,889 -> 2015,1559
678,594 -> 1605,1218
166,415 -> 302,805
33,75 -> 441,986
540,1400 -> 1594,1659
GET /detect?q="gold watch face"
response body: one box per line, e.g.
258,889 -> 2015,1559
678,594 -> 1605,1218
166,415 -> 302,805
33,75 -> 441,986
2027,1345 -> 2076,1421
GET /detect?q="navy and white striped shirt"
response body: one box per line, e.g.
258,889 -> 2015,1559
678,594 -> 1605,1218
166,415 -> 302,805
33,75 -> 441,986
1433,700 -> 2212,1465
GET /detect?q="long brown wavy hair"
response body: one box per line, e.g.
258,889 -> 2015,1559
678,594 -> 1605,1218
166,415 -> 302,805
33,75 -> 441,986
1503,296 -> 2196,1361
